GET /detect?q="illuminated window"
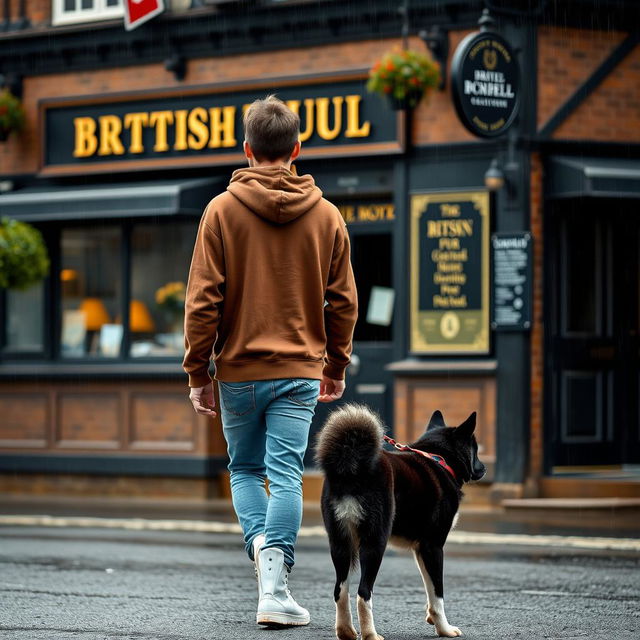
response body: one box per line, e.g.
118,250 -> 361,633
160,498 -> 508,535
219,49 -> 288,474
129,223 -> 196,358
60,226 -> 122,359
52,0 -> 124,26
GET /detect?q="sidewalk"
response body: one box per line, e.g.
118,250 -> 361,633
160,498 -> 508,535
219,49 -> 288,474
1,493 -> 639,541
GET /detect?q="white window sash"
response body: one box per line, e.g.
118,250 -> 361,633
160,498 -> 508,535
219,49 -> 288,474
52,0 -> 124,27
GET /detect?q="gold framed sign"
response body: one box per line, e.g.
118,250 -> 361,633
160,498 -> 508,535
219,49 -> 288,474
410,190 -> 490,354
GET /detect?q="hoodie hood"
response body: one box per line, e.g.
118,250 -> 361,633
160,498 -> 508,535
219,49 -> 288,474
227,165 -> 323,224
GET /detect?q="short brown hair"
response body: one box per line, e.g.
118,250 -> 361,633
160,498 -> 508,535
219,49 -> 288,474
243,95 -> 300,162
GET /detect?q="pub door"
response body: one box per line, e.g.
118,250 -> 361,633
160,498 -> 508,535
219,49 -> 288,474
547,198 -> 640,468
306,215 -> 395,464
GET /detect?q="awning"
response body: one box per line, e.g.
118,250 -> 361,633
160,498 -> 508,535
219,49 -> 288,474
0,178 -> 222,221
548,156 -> 640,199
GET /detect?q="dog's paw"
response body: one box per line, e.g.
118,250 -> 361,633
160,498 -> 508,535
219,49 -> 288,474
426,613 -> 435,625
436,624 -> 462,637
362,634 -> 383,640
336,625 -> 358,640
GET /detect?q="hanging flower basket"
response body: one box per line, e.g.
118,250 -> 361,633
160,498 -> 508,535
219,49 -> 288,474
366,49 -> 441,111
0,217 -> 50,290
0,89 -> 26,141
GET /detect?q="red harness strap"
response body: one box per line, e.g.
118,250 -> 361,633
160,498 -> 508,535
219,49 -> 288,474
383,435 -> 457,481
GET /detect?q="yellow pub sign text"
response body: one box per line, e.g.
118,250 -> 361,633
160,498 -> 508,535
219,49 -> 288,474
72,95 -> 372,158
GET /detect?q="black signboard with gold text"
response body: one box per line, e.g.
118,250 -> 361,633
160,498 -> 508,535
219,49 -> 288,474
40,74 -> 402,176
451,31 -> 520,138
410,191 -> 490,354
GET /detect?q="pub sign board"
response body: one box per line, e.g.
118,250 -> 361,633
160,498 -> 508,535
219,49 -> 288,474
40,74 -> 402,176
451,31 -> 520,138
492,232 -> 532,331
410,191 -> 490,354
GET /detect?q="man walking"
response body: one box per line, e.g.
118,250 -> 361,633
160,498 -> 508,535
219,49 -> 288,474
182,96 -> 357,627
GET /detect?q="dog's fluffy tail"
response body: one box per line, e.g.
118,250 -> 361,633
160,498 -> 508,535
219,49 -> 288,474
315,403 -> 385,477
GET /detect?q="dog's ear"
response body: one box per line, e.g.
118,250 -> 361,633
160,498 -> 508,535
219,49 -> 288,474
455,412 -> 477,439
426,410 -> 446,431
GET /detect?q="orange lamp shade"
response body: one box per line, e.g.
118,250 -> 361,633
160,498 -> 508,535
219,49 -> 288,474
79,298 -> 110,331
130,299 -> 155,333
60,268 -> 79,282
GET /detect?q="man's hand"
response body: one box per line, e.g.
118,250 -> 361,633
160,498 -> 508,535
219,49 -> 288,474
189,382 -> 217,417
318,376 -> 345,403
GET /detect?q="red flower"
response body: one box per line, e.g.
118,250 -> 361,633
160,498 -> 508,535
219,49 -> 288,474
386,61 -> 395,72
0,106 -> 8,116
383,85 -> 392,93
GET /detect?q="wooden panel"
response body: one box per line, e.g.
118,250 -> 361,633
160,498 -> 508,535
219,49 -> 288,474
129,393 -> 196,451
57,393 -> 121,449
394,376 -> 496,463
0,393 -> 48,448
0,380 -> 215,457
561,371 -> 604,443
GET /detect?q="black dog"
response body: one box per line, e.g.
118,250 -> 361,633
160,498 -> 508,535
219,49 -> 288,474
315,404 -> 486,639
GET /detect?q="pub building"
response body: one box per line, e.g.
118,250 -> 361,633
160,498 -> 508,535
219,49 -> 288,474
1,0 -> 639,503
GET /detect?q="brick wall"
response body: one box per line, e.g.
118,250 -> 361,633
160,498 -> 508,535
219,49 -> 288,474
0,34 -> 472,176
412,31 -> 475,145
538,26 -> 640,142
5,0 -> 50,26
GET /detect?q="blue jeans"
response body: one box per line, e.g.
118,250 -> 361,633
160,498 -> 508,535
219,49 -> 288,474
218,378 -> 320,569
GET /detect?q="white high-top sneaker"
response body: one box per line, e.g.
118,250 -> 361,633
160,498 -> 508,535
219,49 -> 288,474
252,534 -> 265,598
256,547 -> 310,627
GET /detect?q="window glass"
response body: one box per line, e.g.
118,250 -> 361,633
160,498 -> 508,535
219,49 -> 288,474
4,284 -> 45,352
562,214 -> 599,335
129,222 -> 197,358
350,233 -> 393,342
60,226 -> 122,358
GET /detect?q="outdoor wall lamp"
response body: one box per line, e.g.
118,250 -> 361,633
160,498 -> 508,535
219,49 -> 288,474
485,149 -> 520,199
484,158 -> 505,191
419,25 -> 449,90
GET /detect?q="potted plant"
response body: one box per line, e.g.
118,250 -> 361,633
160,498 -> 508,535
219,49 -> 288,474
367,48 -> 440,110
155,281 -> 186,333
0,89 -> 26,141
0,217 -> 50,290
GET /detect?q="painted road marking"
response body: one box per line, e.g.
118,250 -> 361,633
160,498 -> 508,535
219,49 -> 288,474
0,515 -> 638,552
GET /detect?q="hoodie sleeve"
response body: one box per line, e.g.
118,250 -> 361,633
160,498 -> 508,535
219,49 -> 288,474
323,223 -> 358,380
182,211 -> 225,388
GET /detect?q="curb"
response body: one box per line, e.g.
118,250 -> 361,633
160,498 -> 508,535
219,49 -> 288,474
1,515 -> 639,552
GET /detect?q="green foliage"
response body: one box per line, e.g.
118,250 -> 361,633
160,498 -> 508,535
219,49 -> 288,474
0,217 -> 50,290
366,48 -> 440,108
0,89 -> 26,135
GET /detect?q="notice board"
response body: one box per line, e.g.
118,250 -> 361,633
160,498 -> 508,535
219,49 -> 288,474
492,232 -> 532,330
410,191 -> 490,354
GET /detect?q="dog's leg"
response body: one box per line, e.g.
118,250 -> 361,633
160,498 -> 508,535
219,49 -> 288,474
356,540 -> 386,640
331,535 -> 357,640
414,545 -> 461,637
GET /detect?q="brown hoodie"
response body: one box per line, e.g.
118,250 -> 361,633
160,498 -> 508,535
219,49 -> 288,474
182,165 -> 358,387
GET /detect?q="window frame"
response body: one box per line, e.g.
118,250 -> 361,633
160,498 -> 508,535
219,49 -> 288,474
1,218 -> 196,365
52,0 -> 124,27
0,224 -> 55,361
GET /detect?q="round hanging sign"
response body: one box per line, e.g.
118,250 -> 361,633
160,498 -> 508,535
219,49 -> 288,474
451,31 -> 520,138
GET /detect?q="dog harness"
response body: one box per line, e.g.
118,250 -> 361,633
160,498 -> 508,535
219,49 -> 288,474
383,435 -> 457,481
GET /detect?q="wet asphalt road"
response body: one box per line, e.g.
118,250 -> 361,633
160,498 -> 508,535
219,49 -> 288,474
1,525 -> 639,640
